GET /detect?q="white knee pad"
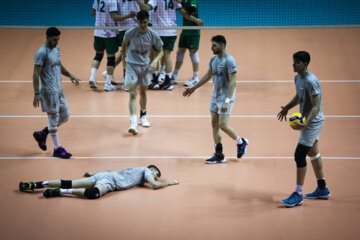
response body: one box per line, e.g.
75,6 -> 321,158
48,113 -> 59,131
189,52 -> 199,63
176,50 -> 185,63
309,153 -> 321,161
58,110 -> 70,126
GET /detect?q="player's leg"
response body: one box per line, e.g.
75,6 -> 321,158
172,47 -> 186,84
89,36 -> 105,89
46,112 -> 71,159
159,36 -> 176,90
184,35 -> 201,87
19,178 -> 93,192
206,109 -> 226,164
104,37 -> 119,91
148,47 -> 161,89
127,64 -> 139,134
139,85 -> 150,127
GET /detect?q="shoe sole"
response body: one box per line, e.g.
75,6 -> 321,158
281,200 -> 303,207
19,182 -> 25,192
304,193 -> 331,199
89,81 -> 98,89
128,128 -> 138,135
237,138 -> 249,158
104,87 -> 119,91
160,86 -> 173,91
33,132 -> 47,151
205,158 -> 227,164
140,123 -> 150,128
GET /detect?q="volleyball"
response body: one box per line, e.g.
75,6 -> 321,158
289,112 -> 306,127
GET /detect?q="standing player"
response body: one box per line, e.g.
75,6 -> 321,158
32,27 -> 80,159
88,0 -> 136,91
183,35 -> 248,164
136,0 -> 203,90
19,165 -> 179,199
277,51 -> 330,207
171,0 -> 201,87
121,11 -> 164,134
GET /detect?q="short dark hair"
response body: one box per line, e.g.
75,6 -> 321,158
293,51 -> 311,65
148,165 -> 161,178
137,11 -> 149,21
211,35 -> 226,46
46,27 -> 61,37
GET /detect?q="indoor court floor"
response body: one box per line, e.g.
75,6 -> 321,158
0,28 -> 359,240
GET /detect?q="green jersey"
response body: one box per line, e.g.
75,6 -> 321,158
182,0 -> 200,36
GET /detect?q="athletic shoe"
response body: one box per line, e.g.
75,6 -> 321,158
104,83 -> 119,91
170,75 -> 178,85
43,188 -> 61,198
237,138 -> 249,158
159,76 -> 173,91
184,77 -> 199,87
19,182 -> 36,192
121,84 -> 129,91
158,72 -> 165,83
304,188 -> 331,199
128,122 -> 138,135
148,80 -> 159,90
33,131 -> 47,151
281,192 -> 303,207
102,70 -> 107,79
139,115 -> 150,127
89,77 -> 98,89
205,153 -> 226,164
53,147 -> 72,159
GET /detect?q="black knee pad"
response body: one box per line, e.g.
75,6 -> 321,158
60,180 -> 72,189
294,144 -> 311,168
94,53 -> 104,62
84,187 -> 100,199
107,56 -> 115,66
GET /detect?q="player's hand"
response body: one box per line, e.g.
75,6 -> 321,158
277,106 -> 288,121
33,94 -> 41,108
291,121 -> 307,131
84,171 -> 94,177
128,11 -> 136,18
221,103 -> 229,113
168,180 -> 179,185
70,75 -> 80,86
196,19 -> 204,26
183,87 -> 195,97
149,61 -> 157,74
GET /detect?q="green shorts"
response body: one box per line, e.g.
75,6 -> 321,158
93,36 -> 118,54
160,36 -> 177,51
117,31 -> 126,47
178,34 -> 200,50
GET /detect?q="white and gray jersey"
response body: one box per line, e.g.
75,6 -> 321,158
114,167 -> 154,189
93,0 -> 118,38
295,72 -> 325,123
124,26 -> 163,65
117,0 -> 140,28
34,44 -> 62,94
209,53 -> 237,102
148,0 -> 182,36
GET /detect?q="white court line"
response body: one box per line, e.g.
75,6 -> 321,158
0,80 -> 360,83
0,115 -> 359,118
0,156 -> 359,160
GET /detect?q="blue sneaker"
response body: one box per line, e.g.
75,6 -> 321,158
33,131 -> 47,151
237,138 -> 249,158
205,153 -> 226,164
53,147 -> 72,159
304,188 -> 331,199
281,192 -> 303,207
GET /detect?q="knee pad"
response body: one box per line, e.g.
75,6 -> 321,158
294,144 -> 311,168
94,53 -> 103,62
107,56 -> 115,67
309,153 -> 321,161
47,113 -> 59,131
60,180 -> 72,189
189,52 -> 199,63
58,110 -> 70,126
176,50 -> 185,63
84,187 -> 100,199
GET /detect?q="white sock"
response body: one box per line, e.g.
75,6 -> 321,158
130,114 -> 137,123
159,65 -> 165,73
91,68 -> 97,79
50,132 -> 61,149
60,189 -> 72,195
42,181 -> 49,188
193,71 -> 199,79
236,136 -> 243,145
173,69 -> 179,76
154,71 -> 159,76
106,74 -> 113,85
295,185 -> 303,195
166,73 -> 171,78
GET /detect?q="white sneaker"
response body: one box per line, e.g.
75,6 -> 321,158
122,84 -> 129,91
102,71 -> 107,79
128,122 -> 138,135
139,115 -> 150,127
104,83 -> 119,91
184,77 -> 199,87
170,75 -> 178,85
89,77 -> 98,89
158,72 -> 165,83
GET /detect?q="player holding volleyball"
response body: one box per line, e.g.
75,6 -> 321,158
32,27 -> 80,159
277,51 -> 330,207
183,35 -> 248,164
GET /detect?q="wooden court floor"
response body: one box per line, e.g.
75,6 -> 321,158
0,28 -> 359,240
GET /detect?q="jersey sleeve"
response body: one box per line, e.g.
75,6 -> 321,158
226,55 -> 237,74
153,31 -> 163,49
34,49 -> 46,66
92,0 -> 97,10
109,0 -> 118,13
123,27 -> 134,43
175,2 -> 182,9
148,0 -> 157,9
208,56 -> 215,71
144,168 -> 154,180
306,78 -> 321,96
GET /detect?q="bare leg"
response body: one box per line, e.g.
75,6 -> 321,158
128,83 -> 138,115
219,114 -> 238,140
139,86 -> 147,110
211,112 -> 221,144
296,167 -> 307,186
164,49 -> 172,74
308,140 -> 324,178
46,178 -> 94,188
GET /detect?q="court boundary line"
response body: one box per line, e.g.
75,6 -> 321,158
0,80 -> 359,83
0,156 -> 359,160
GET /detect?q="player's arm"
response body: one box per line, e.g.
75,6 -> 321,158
149,47 -> 164,73
177,8 -> 203,26
92,9 -> 96,16
32,64 -> 42,107
277,94 -> 299,121
221,72 -> 236,113
294,94 -> 320,130
183,69 -> 212,97
136,0 -> 153,11
121,38 -> 130,70
60,63 -> 80,85
146,176 -> 179,190
110,11 -> 136,22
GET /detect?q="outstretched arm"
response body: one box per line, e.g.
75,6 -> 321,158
183,69 -> 212,97
146,176 -> 179,190
136,0 -> 153,11
110,11 -> 136,22
177,8 -> 203,26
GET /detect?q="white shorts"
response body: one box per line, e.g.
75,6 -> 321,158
209,101 -> 234,115
126,63 -> 151,86
40,90 -> 68,113
299,120 -> 324,147
89,171 -> 117,194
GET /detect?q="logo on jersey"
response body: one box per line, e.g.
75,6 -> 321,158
131,49 -> 148,56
